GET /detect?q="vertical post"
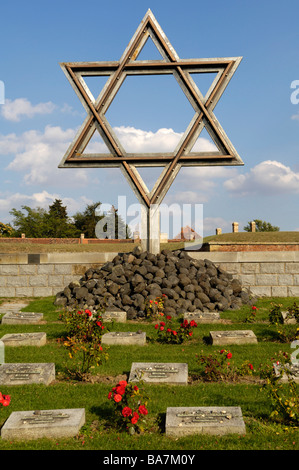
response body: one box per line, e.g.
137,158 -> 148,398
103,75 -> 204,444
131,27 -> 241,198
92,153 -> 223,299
232,222 -> 239,233
140,203 -> 160,254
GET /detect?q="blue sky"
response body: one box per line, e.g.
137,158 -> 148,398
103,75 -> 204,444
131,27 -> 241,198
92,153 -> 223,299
0,0 -> 299,237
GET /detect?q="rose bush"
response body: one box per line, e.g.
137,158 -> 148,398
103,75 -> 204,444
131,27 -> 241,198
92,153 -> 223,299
154,315 -> 197,344
108,379 -> 149,434
59,308 -> 109,379
0,392 -> 11,407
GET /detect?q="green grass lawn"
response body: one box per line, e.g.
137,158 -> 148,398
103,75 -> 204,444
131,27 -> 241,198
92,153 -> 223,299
0,296 -> 298,451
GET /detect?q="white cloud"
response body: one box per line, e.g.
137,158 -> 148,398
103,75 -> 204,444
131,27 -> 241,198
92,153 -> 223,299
0,190 -> 93,223
1,125 -> 88,187
1,98 -> 56,122
224,160 -> 299,196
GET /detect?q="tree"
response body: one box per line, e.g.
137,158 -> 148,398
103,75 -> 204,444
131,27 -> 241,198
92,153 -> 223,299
73,202 -> 103,238
9,200 -> 79,238
47,199 -> 79,238
244,219 -> 280,232
0,222 -> 13,237
10,206 -> 49,238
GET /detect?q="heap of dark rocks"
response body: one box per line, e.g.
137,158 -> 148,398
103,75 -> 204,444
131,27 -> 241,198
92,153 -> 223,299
54,246 -> 255,319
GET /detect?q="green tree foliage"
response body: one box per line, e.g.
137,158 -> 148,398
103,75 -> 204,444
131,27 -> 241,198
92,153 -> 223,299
244,219 -> 280,232
9,199 -> 79,238
0,222 -> 14,237
72,202 -> 103,238
101,205 -> 132,239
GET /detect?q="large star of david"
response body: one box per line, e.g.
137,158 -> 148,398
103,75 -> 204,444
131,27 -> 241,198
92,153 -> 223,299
59,9 -> 243,208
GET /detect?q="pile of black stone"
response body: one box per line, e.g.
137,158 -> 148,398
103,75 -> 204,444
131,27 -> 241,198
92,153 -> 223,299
54,246 -> 255,319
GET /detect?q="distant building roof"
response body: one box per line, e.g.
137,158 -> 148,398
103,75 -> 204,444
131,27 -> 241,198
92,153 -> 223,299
174,226 -> 202,240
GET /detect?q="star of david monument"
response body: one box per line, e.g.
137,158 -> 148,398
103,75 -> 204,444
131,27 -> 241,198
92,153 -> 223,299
59,9 -> 243,254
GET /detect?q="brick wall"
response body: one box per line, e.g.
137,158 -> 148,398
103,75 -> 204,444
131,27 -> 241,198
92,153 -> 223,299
0,251 -> 298,298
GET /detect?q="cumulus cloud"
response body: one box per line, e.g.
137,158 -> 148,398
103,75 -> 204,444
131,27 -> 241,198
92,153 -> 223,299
223,160 -> 299,196
1,98 -> 56,122
1,124 -> 220,187
0,190 -> 93,223
0,125 -> 88,186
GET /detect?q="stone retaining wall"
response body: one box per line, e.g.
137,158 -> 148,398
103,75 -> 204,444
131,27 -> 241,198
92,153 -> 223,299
0,251 -> 298,298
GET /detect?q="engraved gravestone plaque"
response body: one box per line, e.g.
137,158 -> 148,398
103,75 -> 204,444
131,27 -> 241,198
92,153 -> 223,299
1,408 -> 85,440
102,310 -> 127,323
166,406 -> 246,436
184,311 -> 220,323
273,363 -> 299,383
102,331 -> 146,345
129,362 -> 188,385
0,363 -> 55,385
1,312 -> 43,325
0,332 -> 46,347
210,330 -> 257,345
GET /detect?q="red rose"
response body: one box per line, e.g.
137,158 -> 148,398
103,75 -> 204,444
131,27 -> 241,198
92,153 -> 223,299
138,405 -> 148,415
160,326 -> 164,331
160,321 -> 165,326
133,385 -> 139,391
166,315 -> 172,320
172,330 -> 177,335
108,392 -> 112,400
154,324 -> 159,329
131,412 -> 139,424
116,384 -> 126,395
226,352 -> 232,359
122,406 -> 132,417
114,394 -> 122,403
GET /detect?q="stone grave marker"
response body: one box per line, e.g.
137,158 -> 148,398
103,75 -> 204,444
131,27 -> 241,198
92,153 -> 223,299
184,311 -> 220,323
1,408 -> 85,441
281,312 -> 297,325
102,331 -> 146,346
273,362 -> 299,383
0,301 -> 29,313
129,362 -> 188,385
165,406 -> 246,437
0,363 -> 55,385
0,332 -> 46,347
210,329 -> 257,345
1,312 -> 43,325
102,310 -> 127,323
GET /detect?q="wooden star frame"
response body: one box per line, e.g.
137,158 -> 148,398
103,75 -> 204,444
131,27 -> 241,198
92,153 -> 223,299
59,9 -> 243,211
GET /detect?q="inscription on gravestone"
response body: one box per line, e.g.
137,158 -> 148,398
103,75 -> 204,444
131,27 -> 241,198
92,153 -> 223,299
0,363 -> 55,385
0,332 -> 46,347
273,362 -> 299,383
184,311 -> 220,323
166,406 -> 246,436
102,331 -> 146,346
1,408 -> 85,440
102,311 -> 127,323
129,362 -> 188,385
210,330 -> 257,345
1,312 -> 43,325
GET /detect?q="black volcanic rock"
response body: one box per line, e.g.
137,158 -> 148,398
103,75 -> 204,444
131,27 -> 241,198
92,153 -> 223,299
54,247 -> 256,319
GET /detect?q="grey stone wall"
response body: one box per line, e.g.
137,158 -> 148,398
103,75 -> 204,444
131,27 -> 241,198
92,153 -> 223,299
0,251 -> 298,298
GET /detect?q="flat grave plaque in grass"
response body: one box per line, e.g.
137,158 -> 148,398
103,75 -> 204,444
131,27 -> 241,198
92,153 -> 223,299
165,406 -> 246,437
102,331 -> 146,346
0,363 -> 55,385
1,408 -> 85,441
102,310 -> 127,323
0,332 -> 46,347
184,311 -> 220,323
129,362 -> 188,385
273,362 -> 299,383
0,302 -> 29,313
210,329 -> 257,345
1,312 -> 43,325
